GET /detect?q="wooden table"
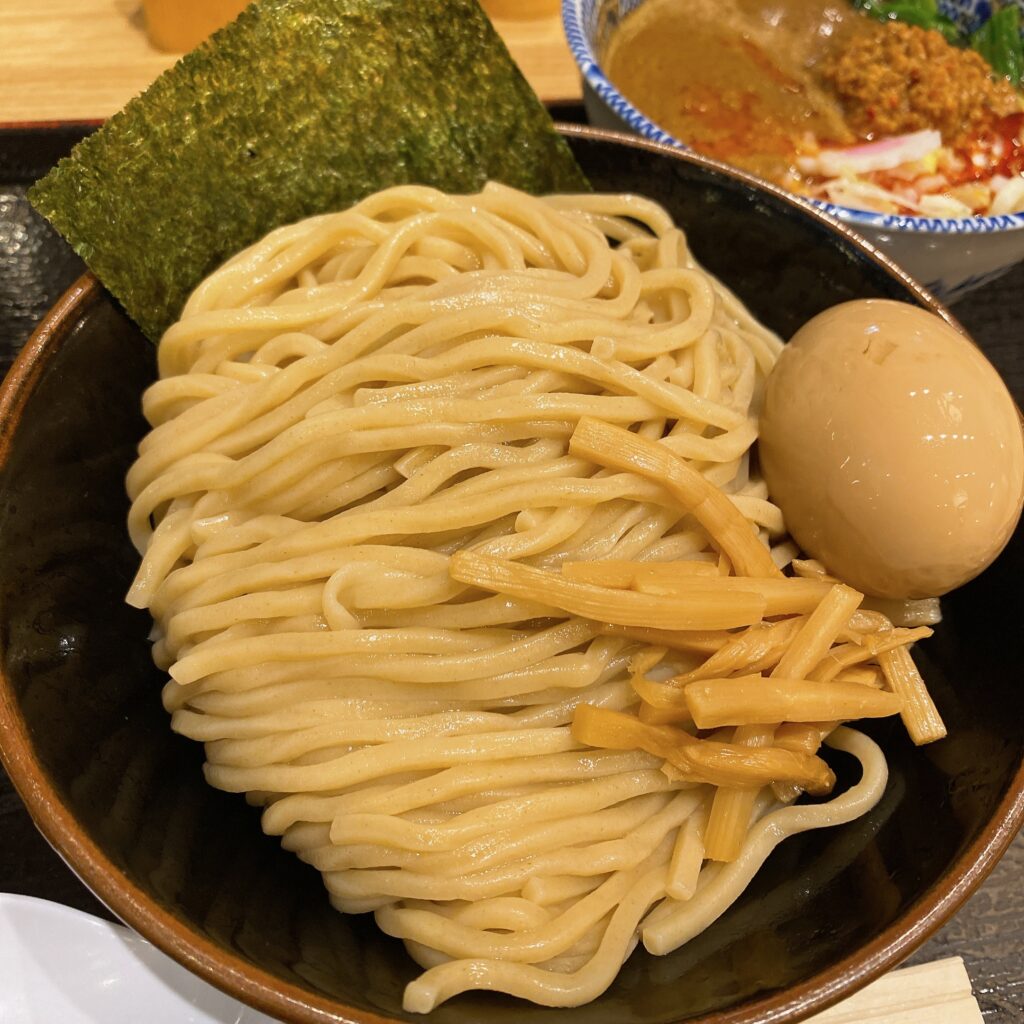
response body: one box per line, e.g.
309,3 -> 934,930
0,0 -> 583,124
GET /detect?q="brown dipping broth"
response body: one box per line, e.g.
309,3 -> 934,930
603,0 -> 883,186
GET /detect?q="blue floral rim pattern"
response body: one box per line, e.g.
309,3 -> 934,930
562,0 -> 1024,235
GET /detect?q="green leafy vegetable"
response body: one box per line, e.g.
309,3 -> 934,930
853,0 -> 963,44
29,0 -> 589,341
854,0 -> 1024,83
970,5 -> 1024,86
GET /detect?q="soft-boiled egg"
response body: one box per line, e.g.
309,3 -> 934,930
759,299 -> 1024,599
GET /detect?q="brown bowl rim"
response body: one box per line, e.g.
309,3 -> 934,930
0,124 -> 1021,1024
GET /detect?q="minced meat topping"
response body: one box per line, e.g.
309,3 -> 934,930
822,21 -> 1022,145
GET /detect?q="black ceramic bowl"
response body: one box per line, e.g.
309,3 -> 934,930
0,126 -> 1021,1024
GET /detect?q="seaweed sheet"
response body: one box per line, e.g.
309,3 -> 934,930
29,0 -> 589,341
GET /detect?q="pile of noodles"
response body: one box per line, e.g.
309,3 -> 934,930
126,183 -> 891,1011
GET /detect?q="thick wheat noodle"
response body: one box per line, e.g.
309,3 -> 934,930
128,183 -> 895,1011
262,750 -> 662,833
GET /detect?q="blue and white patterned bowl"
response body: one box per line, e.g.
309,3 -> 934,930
563,0 -> 1024,301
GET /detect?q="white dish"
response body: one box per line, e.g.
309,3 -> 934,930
0,893 -> 278,1023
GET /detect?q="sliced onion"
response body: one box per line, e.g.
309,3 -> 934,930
918,193 -> 974,218
798,130 -> 943,177
821,178 -> 914,214
990,175 -> 1024,216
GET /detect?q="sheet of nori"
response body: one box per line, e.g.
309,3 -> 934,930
28,0 -> 590,342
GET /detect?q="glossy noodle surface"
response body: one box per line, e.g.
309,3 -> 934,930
127,184 -> 896,1010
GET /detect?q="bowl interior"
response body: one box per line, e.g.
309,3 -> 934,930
567,0 -> 1024,237
0,131 -> 1022,1024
